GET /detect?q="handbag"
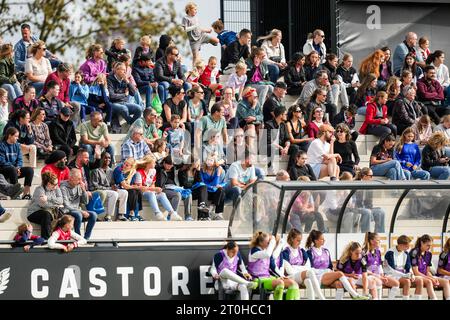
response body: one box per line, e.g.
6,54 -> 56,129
151,93 -> 163,115
86,192 -> 105,214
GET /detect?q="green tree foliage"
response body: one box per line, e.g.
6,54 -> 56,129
0,0 -> 186,56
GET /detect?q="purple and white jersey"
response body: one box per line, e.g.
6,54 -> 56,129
282,246 -> 307,267
307,247 -> 332,270
410,248 -> 432,275
437,251 -> 450,277
364,249 -> 383,275
337,258 -> 367,275
216,249 -> 239,274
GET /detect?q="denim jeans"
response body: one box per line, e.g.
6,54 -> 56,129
143,191 -> 175,215
225,185 -> 242,205
267,64 -> 280,84
403,169 -> 430,180
129,92 -> 144,109
80,144 -> 114,165
1,83 -> 22,101
68,209 -> 97,240
429,166 -> 450,180
111,102 -> 143,124
371,160 -> 406,180
139,86 -> 154,108
358,207 -> 385,233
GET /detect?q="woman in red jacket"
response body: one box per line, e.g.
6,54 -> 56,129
359,91 -> 397,137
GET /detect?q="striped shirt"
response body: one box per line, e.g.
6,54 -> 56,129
120,138 -> 151,162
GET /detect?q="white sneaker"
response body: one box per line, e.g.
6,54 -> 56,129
155,213 -> 166,221
0,211 -> 12,223
169,213 -> 182,221
212,213 -> 224,220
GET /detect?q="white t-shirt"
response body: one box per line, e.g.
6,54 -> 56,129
226,161 -> 256,185
306,138 -> 330,165
24,57 -> 52,80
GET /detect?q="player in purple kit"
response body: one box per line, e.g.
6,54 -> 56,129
337,242 -> 378,299
210,241 -> 257,300
410,234 -> 450,300
248,231 -> 300,300
281,228 -> 325,300
437,238 -> 450,281
305,230 -> 369,300
363,232 -> 400,299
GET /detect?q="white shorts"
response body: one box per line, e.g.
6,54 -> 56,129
289,266 -> 310,284
190,33 -> 215,52
439,275 -> 450,280
313,268 -> 331,283
310,163 -> 323,178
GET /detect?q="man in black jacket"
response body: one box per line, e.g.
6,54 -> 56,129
48,107 -> 77,158
154,46 -> 191,103
220,29 -> 251,73
392,86 -> 426,135
265,106 -> 290,174
263,81 -> 287,122
68,148 -> 101,193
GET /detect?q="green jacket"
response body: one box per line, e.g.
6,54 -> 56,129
236,99 -> 264,123
0,57 -> 17,85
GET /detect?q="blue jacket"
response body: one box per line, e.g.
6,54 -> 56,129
131,64 -> 156,89
394,143 -> 422,171
218,30 -> 238,47
0,141 -> 23,167
106,73 -> 136,104
69,83 -> 89,106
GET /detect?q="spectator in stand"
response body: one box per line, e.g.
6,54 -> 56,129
4,110 -> 37,168
24,41 -> 52,96
265,106 -> 290,173
435,114 -> 450,143
107,61 -> 143,132
393,32 -> 425,76
155,35 -> 173,62
38,80 -> 63,122
132,35 -> 154,67
121,126 -> 152,162
211,19 -> 237,49
182,2 -> 219,67
224,150 -> 257,205
198,102 -> 228,153
30,107 -> 52,159
395,53 -> 423,83
303,29 -> 327,64
198,56 -> 222,105
134,154 -> 178,221
88,73 -> 112,125
0,127 -> 34,199
14,23 -> 60,72
296,70 -> 337,121
41,150 -> 69,186
214,88 -> 238,129
304,51 -> 321,81
359,91 -> 397,138
285,52 -> 307,96
221,28 -> 251,73
60,169 -> 97,239
291,189 -> 325,233
154,46 -> 191,103
263,81 -> 287,123
370,134 -> 407,180
165,115 -> 190,165
307,95 -> 327,139
12,223 -> 45,251
418,37 -> 431,61
258,29 -> 288,83
79,44 -> 106,85
79,111 -> 114,164
354,73 -> 378,114
225,61 -> 247,101
334,123 -> 360,176
12,85 -> 39,114
392,86 -> 425,135
43,62 -> 80,126
379,47 -> 393,89
105,38 -> 131,73
48,107 -> 77,158
187,86 -> 208,137
0,89 -> 8,136
161,85 -> 188,128
306,124 -> 341,180
69,71 -> 90,121
47,215 -> 87,252
400,70 -> 416,92
90,152 -> 128,222
421,131 -> 450,179
286,105 -> 312,168
245,47 -> 274,104
68,148 -> 101,194
126,108 -> 159,148
411,114 -> 433,147
0,44 -> 22,102
427,50 -> 450,105
152,139 -> 168,163
416,65 -> 445,124
385,76 -> 402,116
27,171 -> 63,239
394,127 -> 430,180
200,153 -> 226,220
118,54 -> 145,108
320,53 -> 350,108
332,105 -> 358,141
359,49 -> 384,85
337,53 -> 360,105
289,150 -> 317,181
132,53 -> 158,109
236,87 -> 263,150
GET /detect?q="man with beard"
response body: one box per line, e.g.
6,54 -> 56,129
41,150 -> 69,186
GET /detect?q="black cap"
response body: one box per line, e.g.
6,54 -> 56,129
45,150 -> 66,164
275,81 -> 287,90
60,107 -> 73,116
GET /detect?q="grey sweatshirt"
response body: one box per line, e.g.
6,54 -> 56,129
60,180 -> 88,213
27,186 -> 64,216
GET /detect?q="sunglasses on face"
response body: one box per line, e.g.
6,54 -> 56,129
336,130 -> 344,133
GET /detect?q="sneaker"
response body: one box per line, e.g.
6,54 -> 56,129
352,294 -> 370,300
212,213 -> 224,220
168,213 -> 182,221
136,215 -> 145,221
117,215 -> 128,221
21,194 -> 31,200
185,215 -> 194,221
3,183 -> 23,198
103,215 -> 112,222
0,211 -> 12,223
128,216 -> 138,221
155,213 -> 166,221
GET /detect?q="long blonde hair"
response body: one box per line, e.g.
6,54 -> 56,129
257,29 -> 282,43
362,232 -> 378,252
122,158 -> 137,185
395,127 -> 415,154
339,241 -> 361,264
136,154 -> 156,170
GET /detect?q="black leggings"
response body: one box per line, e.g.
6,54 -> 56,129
191,185 -> 208,204
0,165 -> 34,186
208,188 -> 225,213
28,210 -> 53,239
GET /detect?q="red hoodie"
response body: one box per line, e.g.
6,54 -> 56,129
41,163 -> 70,185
